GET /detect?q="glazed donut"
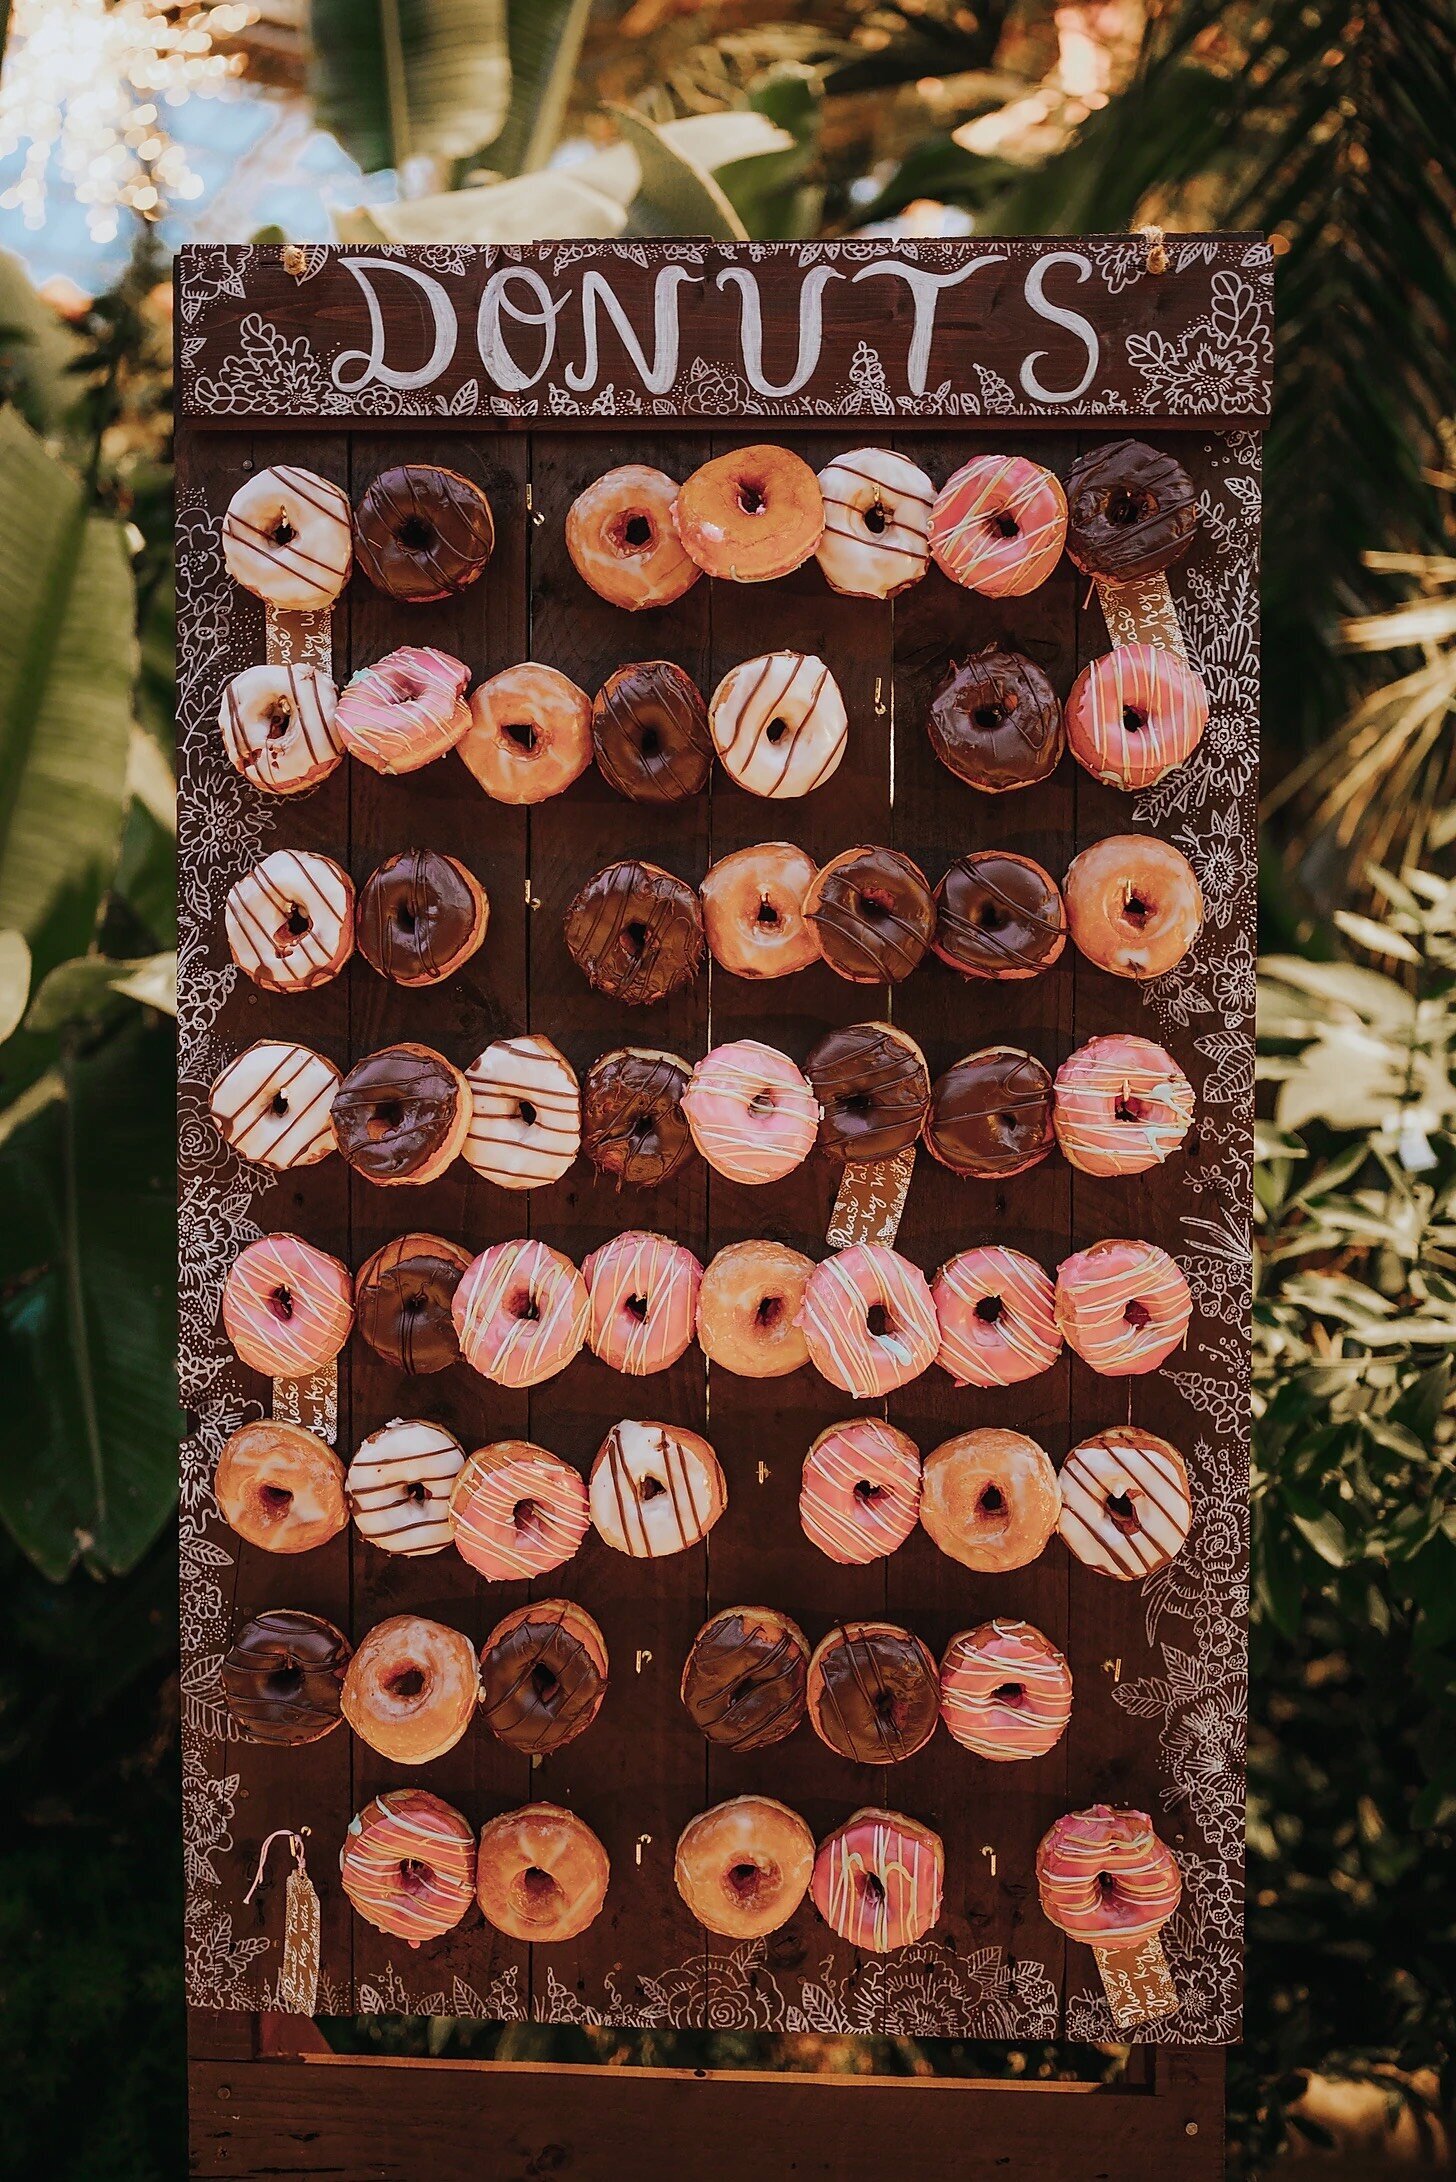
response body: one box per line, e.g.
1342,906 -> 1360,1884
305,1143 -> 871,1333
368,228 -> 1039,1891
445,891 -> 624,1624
674,443 -> 823,582
592,660 -> 712,804
797,1244 -> 939,1399
347,1419 -> 465,1556
479,1599 -> 608,1754
1065,644 -> 1209,791
812,1809 -> 943,1954
215,1419 -> 347,1554
583,1229 -> 702,1376
356,849 -> 488,986
1036,1804 -> 1181,1946
222,1608 -> 350,1746
461,662 -> 592,805
222,1232 -> 353,1378
928,646 -> 1064,793
681,1039 -> 817,1186
940,1620 -> 1073,1761
1064,835 -> 1204,980
815,447 -> 933,599
449,1440 -> 590,1580
695,1240 -> 812,1378
335,645 -> 471,775
222,464 -> 352,610
1054,1034 -> 1195,1176
331,1042 -> 470,1187
709,652 -> 848,798
800,1418 -> 921,1565
920,1428 -> 1061,1572
342,1614 -> 481,1764
699,842 -> 820,979
807,1621 -> 939,1764
476,1803 -> 609,1944
676,1796 -> 814,1940
341,1788 -> 475,1947
452,1239 -> 588,1388
1058,1426 -> 1192,1578
924,1048 -> 1055,1180
219,663 -> 343,796
680,1606 -> 808,1751
566,463 -> 700,610
930,455 -> 1067,597
931,1246 -> 1062,1390
1064,439 -> 1199,583
933,850 -> 1066,980
225,849 -> 353,993
464,1034 -> 580,1190
354,1232 -> 471,1373
804,846 -> 935,983
806,1021 -> 929,1166
1055,1238 -> 1192,1376
209,1039 -> 339,1171
582,1047 -> 694,1189
590,1419 -> 725,1558
354,463 -> 494,601
565,858 -> 704,1007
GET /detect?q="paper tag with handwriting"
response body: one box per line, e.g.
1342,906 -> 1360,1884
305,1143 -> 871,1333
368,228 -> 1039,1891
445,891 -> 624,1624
1094,570 -> 1188,662
264,604 -> 333,672
1093,1931 -> 1181,2029
279,1861 -> 321,2016
272,1361 -> 338,1446
828,1145 -> 916,1249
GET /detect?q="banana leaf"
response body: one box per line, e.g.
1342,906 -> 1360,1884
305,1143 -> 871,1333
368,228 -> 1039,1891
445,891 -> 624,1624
310,0 -> 511,173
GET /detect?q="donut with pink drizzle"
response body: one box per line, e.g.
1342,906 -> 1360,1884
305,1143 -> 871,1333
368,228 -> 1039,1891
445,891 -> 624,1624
1036,1804 -> 1182,1946
798,1244 -> 939,1398
681,1039 -> 817,1185
222,1232 -> 353,1377
452,1238 -> 588,1387
1053,1034 -> 1194,1177
335,645 -> 471,774
1065,643 -> 1208,791
449,1440 -> 590,1580
583,1229 -> 702,1376
1055,1238 -> 1192,1376
811,1808 -> 943,1954
340,1787 -> 475,1947
929,455 -> 1067,597
800,1419 -> 921,1565
931,1246 -> 1061,1389
940,1620 -> 1073,1760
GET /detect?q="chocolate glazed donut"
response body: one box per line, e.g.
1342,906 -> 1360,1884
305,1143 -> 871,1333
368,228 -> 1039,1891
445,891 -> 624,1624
806,1022 -> 930,1165
1064,438 -> 1199,582
222,1608 -> 351,1745
804,846 -> 934,983
582,1046 -> 694,1186
808,1621 -> 939,1764
592,660 -> 712,804
332,1044 -> 466,1182
565,859 -> 704,1006
353,464 -> 495,601
681,1607 -> 808,1752
356,849 -> 484,985
355,1232 -> 471,1372
934,851 -> 1066,979
928,646 -> 1064,792
925,1047 -> 1055,1178
480,1601 -> 607,1754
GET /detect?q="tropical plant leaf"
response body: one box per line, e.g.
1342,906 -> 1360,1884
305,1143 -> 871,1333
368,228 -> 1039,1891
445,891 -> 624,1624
0,928 -> 29,1043
0,246 -> 83,438
712,65 -> 823,240
485,0 -> 596,179
335,169 -> 629,247
25,951 -> 176,1036
609,105 -> 749,241
310,0 -> 511,173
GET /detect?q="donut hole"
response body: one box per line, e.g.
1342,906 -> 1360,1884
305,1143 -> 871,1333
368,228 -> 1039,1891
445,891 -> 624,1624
521,1864 -> 560,1903
503,719 -> 538,754
259,1483 -> 294,1516
392,901 -> 418,935
1106,486 -> 1154,527
853,1477 -> 884,1504
1105,1489 -> 1141,1534
268,1088 -> 292,1117
530,1662 -> 561,1705
977,1483 -> 1007,1526
264,696 -> 295,740
988,511 -> 1020,541
639,1475 -> 667,1503
366,1099 -> 404,1139
1122,705 -> 1148,736
402,1478 -> 429,1505
973,701 -> 1009,731
510,1288 -> 541,1323
266,1283 -> 294,1323
736,479 -> 768,517
637,723 -> 663,761
1121,891 -> 1153,928
622,512 -> 653,549
397,1858 -> 434,1896
974,1292 -> 1004,1325
859,1871 -> 886,1905
855,889 -> 893,924
754,897 -> 782,930
862,500 -> 889,536
747,1088 -> 777,1120
1123,1298 -> 1151,1330
866,1302 -> 891,1338
755,1293 -> 783,1330
975,898 -> 1007,932
386,1666 -> 426,1700
727,1859 -> 766,1901
764,716 -> 790,746
266,1664 -> 304,1700
395,514 -> 436,552
995,1111 -> 1021,1141
517,1098 -> 539,1129
268,517 -> 297,547
622,919 -> 650,960
992,1681 -> 1027,1708
283,904 -> 312,938
625,1292 -> 651,1323
512,1495 -> 542,1538
1115,1094 -> 1148,1123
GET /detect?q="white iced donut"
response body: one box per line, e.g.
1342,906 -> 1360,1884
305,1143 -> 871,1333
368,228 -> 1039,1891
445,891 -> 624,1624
589,1420 -> 726,1559
709,652 -> 848,798
209,1039 -> 339,1169
224,849 -> 354,994
219,663 -> 343,796
464,1034 -> 581,1190
815,448 -> 934,600
222,464 -> 353,611
347,1419 -> 465,1557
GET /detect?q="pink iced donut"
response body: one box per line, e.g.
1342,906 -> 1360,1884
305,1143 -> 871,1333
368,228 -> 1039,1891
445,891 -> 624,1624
681,1039 -> 817,1186
449,1440 -> 590,1579
583,1229 -> 702,1377
451,1239 -> 588,1388
939,1620 -> 1073,1761
222,1232 -> 354,1378
932,1246 -> 1061,1390
1053,1034 -> 1195,1177
811,1808 -> 944,1954
929,455 -> 1067,597
334,645 -> 471,774
800,1419 -> 922,1565
1036,1804 -> 1181,1946
1055,1237 -> 1192,1376
1064,643 -> 1209,790
798,1244 -> 939,1398
340,1787 -> 475,1947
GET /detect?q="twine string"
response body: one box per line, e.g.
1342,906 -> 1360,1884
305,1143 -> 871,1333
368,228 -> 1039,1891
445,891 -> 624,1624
244,1824 -> 311,1904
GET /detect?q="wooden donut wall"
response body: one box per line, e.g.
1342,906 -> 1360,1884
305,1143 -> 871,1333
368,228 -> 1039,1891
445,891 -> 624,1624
177,241 -> 1265,2040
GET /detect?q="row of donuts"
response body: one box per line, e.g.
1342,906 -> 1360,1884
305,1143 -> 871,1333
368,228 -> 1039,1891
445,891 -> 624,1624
219,641 -> 1207,807
222,1230 -> 1193,1398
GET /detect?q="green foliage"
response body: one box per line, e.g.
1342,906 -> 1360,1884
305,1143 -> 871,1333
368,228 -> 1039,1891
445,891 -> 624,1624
309,0 -> 511,173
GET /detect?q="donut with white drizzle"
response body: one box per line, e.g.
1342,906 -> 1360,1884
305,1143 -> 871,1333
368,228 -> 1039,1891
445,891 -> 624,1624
940,1620 -> 1073,1760
335,645 -> 471,775
452,1239 -> 588,1388
1036,1804 -> 1181,1946
583,1229 -> 702,1377
811,1808 -> 943,1954
1055,1237 -> 1192,1376
797,1244 -> 939,1399
464,1034 -> 580,1190
221,1232 -> 353,1378
347,1419 -> 465,1556
340,1788 -> 475,1947
1053,1033 -> 1195,1177
449,1440 -> 590,1580
929,454 -> 1067,597
589,1419 -> 725,1559
219,663 -> 342,796
815,447 -> 933,599
209,1038 -> 339,1170
709,651 -> 848,798
1058,1426 -> 1192,1578
225,849 -> 353,993
222,463 -> 352,610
